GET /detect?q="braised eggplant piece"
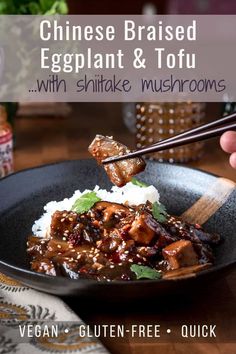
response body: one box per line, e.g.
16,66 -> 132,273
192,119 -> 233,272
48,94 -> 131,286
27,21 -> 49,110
50,211 -> 78,239
31,258 -> 57,276
27,201 -> 220,281
88,135 -> 146,187
59,263 -> 80,279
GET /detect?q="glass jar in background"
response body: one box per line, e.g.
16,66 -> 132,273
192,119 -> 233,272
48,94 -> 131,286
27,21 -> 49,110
0,105 -> 13,178
135,102 -> 206,163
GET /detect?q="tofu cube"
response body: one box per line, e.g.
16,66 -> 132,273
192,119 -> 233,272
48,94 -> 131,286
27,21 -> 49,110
128,214 -> 155,245
162,240 -> 198,270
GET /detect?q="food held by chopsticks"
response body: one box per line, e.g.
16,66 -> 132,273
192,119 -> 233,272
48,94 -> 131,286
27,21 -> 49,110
88,135 -> 146,186
101,113 -> 236,164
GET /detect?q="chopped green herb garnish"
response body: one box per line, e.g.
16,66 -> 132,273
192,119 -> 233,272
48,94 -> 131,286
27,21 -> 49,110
152,202 -> 168,223
131,178 -> 149,188
0,0 -> 68,15
131,264 -> 162,280
71,191 -> 101,214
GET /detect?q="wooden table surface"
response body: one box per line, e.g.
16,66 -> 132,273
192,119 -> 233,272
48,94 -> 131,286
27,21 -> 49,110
13,103 -> 236,354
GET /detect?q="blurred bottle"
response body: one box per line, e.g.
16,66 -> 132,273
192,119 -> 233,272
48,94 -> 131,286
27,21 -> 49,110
136,102 -> 206,163
0,105 -> 13,177
2,103 -> 18,130
122,103 -> 136,134
222,102 -> 236,116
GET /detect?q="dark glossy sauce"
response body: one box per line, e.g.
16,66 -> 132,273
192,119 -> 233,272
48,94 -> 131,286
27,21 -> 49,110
27,201 -> 220,281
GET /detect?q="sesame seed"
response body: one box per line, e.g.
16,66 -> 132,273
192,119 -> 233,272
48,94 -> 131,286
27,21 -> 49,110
57,245 -> 62,249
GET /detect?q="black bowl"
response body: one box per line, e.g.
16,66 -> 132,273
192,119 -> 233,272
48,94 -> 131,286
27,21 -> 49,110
0,159 -> 235,300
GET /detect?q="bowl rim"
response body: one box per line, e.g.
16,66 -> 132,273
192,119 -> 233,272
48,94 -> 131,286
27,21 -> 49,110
0,258 -> 235,287
0,157 -> 224,183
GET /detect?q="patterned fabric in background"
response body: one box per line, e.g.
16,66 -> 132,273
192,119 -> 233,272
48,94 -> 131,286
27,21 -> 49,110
0,273 -> 109,354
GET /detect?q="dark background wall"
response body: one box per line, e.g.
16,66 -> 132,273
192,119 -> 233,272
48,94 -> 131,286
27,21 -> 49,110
67,0 -> 236,15
67,0 -> 167,14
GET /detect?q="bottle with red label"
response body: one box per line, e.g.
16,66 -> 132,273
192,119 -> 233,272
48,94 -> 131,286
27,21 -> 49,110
0,105 -> 13,178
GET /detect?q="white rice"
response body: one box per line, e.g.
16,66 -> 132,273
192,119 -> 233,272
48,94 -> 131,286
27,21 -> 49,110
32,182 -> 160,238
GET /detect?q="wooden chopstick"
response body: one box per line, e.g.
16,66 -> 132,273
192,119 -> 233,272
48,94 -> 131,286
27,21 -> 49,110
102,119 -> 236,164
